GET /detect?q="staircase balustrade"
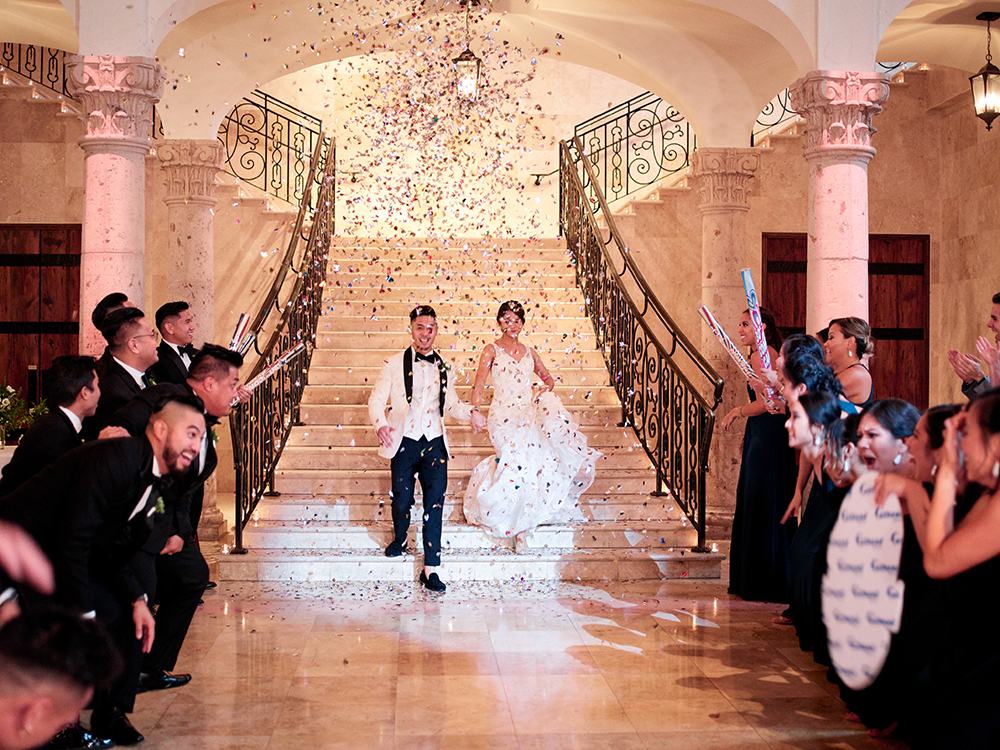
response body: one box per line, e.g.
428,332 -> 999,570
228,135 -> 335,553
560,136 -> 724,550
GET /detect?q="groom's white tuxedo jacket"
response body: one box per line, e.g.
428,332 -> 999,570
368,348 -> 473,460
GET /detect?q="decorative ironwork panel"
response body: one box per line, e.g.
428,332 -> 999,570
560,136 -> 721,549
0,44 -> 70,98
217,90 -> 322,207
574,91 -> 695,207
230,136 -> 335,552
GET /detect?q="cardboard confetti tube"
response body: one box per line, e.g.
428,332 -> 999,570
739,269 -> 777,402
229,313 -> 250,351
233,342 -> 307,405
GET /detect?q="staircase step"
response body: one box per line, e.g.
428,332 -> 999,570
306,365 -> 611,387
328,271 -> 577,288
271,469 -> 658,496
301,383 -> 619,405
297,403 -> 627,426
247,494 -> 683,523
237,519 -> 693,551
320,300 -> 586,318
308,347 -> 605,369
285,423 -> 640,447
318,315 -> 593,333
276,445 -> 651,471
217,547 -> 723,582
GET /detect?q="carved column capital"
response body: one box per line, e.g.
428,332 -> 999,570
65,55 -> 164,154
691,147 -> 760,213
789,70 -> 890,163
157,140 -> 225,206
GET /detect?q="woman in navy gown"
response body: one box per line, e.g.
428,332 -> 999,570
722,308 -> 797,602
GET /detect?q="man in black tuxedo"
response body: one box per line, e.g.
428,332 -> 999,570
82,308 -> 159,441
109,345 -> 246,695
146,301 -> 198,386
0,396 -> 206,746
0,356 -> 100,497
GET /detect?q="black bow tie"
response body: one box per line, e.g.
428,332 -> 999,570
414,351 -> 436,363
181,344 -> 197,357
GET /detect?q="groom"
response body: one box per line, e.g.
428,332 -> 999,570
368,305 -> 487,592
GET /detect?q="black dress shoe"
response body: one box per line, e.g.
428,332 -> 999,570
90,709 -> 143,746
384,541 -> 408,558
204,581 -> 217,589
43,722 -> 115,749
419,571 -> 446,592
136,670 -> 192,693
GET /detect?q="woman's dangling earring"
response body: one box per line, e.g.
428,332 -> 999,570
993,460 -> 999,480
813,434 -> 823,447
932,464 -> 938,477
893,452 -> 903,466
843,457 -> 850,472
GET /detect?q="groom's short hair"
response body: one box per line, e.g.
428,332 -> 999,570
410,305 -> 436,321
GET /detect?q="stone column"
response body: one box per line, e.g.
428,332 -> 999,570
156,140 -> 224,344
156,140 -> 226,539
66,55 -> 164,355
691,147 -> 761,513
789,71 -> 890,335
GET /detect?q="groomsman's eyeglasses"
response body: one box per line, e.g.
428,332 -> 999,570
132,330 -> 160,343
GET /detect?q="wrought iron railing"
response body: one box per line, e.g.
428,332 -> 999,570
0,43 -> 70,97
574,91 -> 696,205
229,135 -> 335,552
560,135 -> 723,550
217,90 -> 323,206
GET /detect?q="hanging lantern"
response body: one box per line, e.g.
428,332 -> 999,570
970,12 -> 1000,130
454,0 -> 481,102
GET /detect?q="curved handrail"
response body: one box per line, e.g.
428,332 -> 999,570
561,136 -> 722,549
229,135 -> 335,552
569,136 -> 723,404
245,135 -> 328,340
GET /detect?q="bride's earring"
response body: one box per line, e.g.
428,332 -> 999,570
893,452 -> 903,466
993,460 -> 999,480
813,434 -> 823,447
932,464 -> 938,477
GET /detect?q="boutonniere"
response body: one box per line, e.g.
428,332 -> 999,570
147,376 -> 157,386
437,359 -> 451,374
211,427 -> 219,445
154,496 -> 166,515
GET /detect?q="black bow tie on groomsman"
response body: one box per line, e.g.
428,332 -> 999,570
414,351 -> 437,364
180,344 -> 198,358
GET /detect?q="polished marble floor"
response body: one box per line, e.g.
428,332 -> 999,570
116,575 -> 909,750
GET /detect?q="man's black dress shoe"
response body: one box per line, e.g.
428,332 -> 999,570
204,581 -> 217,590
43,722 -> 115,749
419,571 -> 446,592
385,541 -> 408,558
136,670 -> 192,693
90,709 -> 143,746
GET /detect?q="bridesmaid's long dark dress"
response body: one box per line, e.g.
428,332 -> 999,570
728,387 -> 798,602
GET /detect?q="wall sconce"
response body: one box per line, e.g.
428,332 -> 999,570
453,0 -> 481,102
970,11 -> 1000,130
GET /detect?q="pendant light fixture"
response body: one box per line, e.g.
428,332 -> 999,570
970,11 -> 1000,130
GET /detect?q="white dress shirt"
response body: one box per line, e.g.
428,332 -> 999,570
402,353 -> 444,442
114,356 -> 147,389
165,340 -> 192,370
59,405 -> 83,433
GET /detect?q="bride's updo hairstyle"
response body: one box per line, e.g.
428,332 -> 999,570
497,301 -> 525,324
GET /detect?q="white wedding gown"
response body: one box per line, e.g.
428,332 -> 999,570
463,345 -> 601,537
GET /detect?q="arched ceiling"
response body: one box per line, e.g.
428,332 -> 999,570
1,0 -> 997,144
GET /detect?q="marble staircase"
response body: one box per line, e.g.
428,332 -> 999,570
218,238 -> 723,584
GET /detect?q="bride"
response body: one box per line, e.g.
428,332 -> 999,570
464,301 -> 601,550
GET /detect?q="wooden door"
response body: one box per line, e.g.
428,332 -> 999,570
761,233 -> 930,410
0,225 -> 81,401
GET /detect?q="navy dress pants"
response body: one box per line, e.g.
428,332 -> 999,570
390,436 -> 448,566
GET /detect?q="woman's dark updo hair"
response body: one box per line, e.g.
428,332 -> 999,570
827,413 -> 861,451
859,398 -> 921,440
783,347 -> 842,397
925,404 -> 961,450
497,300 -> 525,324
781,333 -> 825,363
744,307 -> 783,352
970,387 -> 1000,437
829,317 -> 874,358
799,390 -> 843,430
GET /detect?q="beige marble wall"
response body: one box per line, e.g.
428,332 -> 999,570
0,91 -> 85,223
